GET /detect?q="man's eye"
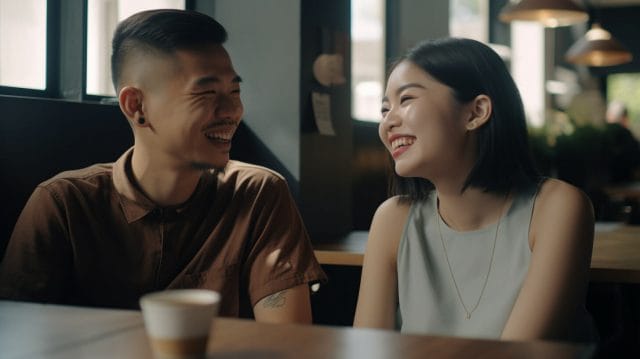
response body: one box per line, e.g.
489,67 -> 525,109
381,107 -> 389,115
194,90 -> 216,95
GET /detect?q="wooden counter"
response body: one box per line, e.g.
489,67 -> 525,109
590,223 -> 640,283
314,224 -> 640,284
0,301 -> 594,359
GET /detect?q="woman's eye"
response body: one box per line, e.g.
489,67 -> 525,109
400,95 -> 413,104
381,107 -> 389,115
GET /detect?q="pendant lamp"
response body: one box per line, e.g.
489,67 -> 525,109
499,0 -> 588,27
565,23 -> 633,66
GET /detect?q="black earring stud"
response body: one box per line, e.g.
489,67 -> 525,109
138,117 -> 145,125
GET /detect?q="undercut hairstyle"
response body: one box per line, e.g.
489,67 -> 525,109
388,38 -> 540,201
110,9 -> 228,91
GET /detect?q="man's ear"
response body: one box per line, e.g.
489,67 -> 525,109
466,94 -> 492,131
118,86 -> 147,126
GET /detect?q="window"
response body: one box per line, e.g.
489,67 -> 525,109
608,73 -> 640,138
449,0 -> 488,42
351,0 -> 385,122
86,0 -> 185,97
1,0 -> 189,98
0,0 -> 47,90
511,22 -> 546,128
451,0 -> 546,129
351,0 -> 496,123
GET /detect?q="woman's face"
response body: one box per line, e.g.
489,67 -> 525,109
379,60 -> 475,180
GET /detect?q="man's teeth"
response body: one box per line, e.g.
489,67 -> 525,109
205,131 -> 233,140
391,137 -> 415,150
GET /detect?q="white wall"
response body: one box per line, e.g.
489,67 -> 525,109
214,0 -> 301,179
388,0 -> 450,58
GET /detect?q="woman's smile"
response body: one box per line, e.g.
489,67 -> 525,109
389,135 -> 416,159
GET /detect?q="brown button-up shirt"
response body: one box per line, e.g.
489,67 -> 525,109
0,149 -> 326,316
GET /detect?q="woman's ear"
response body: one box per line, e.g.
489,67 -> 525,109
466,94 -> 492,131
118,86 -> 147,127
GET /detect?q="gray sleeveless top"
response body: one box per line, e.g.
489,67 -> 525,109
397,184 -> 596,341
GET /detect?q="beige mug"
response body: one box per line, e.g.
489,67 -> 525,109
140,289 -> 221,359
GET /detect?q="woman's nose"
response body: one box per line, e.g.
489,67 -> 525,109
381,109 -> 400,132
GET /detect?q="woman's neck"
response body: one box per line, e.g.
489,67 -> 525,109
435,186 -> 511,231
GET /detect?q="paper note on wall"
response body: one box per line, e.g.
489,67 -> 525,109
311,92 -> 335,136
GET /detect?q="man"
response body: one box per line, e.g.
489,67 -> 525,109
0,9 -> 326,324
604,101 -> 640,184
606,100 -> 631,129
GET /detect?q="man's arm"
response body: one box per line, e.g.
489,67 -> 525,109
240,173 -> 326,324
253,284 -> 312,324
0,186 -> 72,302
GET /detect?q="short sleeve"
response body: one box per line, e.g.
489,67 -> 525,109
0,185 -> 73,302
243,177 -> 327,306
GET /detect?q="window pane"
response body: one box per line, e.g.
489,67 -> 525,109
351,0 -> 385,122
86,0 -> 185,97
608,73 -> 640,138
511,22 -> 546,128
0,0 -> 46,90
449,0 -> 488,42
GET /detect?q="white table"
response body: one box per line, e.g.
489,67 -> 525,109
0,301 -> 593,359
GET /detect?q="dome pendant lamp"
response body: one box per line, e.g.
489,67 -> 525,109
565,23 -> 633,66
499,0 -> 588,27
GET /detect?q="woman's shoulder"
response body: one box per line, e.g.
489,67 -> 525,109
368,196 -> 414,255
530,178 -> 594,248
374,195 -> 413,219
535,178 -> 592,210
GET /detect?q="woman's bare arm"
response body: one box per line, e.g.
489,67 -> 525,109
501,179 -> 594,340
353,197 -> 410,329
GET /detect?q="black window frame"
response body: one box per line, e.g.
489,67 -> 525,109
0,0 -> 199,103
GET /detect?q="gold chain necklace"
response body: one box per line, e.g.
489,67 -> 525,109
436,195 -> 508,320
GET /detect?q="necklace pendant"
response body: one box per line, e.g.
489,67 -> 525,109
437,194 -> 508,326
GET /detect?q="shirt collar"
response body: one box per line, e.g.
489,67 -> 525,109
112,148 -> 155,223
112,148 -> 218,223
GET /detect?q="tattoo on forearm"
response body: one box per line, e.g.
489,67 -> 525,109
262,290 -> 287,308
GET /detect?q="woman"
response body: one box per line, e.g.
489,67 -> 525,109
353,38 -> 596,341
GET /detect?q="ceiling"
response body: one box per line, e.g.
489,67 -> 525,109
589,0 -> 640,7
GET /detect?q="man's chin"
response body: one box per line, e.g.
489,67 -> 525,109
190,159 -> 228,172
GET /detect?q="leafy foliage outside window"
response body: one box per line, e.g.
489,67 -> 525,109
608,73 -> 640,138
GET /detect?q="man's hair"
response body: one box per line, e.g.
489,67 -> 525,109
110,9 -> 228,91
388,38 -> 540,201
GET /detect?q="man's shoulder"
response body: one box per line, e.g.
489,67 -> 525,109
215,161 -> 290,199
220,160 -> 286,184
40,163 -> 114,190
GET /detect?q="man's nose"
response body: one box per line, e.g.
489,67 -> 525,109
216,95 -> 242,120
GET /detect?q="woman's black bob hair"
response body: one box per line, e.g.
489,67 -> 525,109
388,37 -> 540,201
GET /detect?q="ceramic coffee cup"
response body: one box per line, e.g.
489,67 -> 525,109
140,289 -> 221,359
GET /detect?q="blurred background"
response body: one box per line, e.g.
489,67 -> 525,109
0,2 -> 639,355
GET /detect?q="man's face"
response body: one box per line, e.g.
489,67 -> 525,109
139,44 -> 243,170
